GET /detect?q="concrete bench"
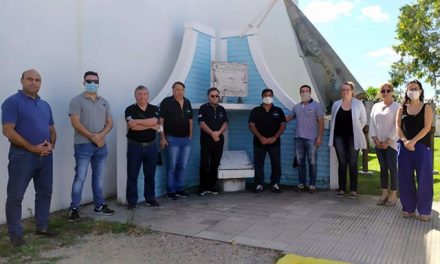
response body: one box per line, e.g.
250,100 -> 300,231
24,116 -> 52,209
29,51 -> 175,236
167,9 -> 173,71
218,150 -> 254,192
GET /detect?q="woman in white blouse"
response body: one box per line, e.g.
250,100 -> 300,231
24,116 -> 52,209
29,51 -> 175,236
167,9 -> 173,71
369,83 -> 400,206
329,81 -> 367,199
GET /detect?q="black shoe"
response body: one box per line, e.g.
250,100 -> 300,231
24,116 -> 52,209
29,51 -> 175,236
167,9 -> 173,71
176,190 -> 189,198
146,200 -> 160,207
10,236 -> 25,247
94,204 -> 115,216
35,229 -> 58,237
68,208 -> 80,222
127,204 -> 137,211
166,193 -> 178,200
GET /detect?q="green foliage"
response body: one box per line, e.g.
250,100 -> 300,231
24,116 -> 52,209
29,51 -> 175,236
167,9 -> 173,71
390,0 -> 440,104
365,86 -> 380,102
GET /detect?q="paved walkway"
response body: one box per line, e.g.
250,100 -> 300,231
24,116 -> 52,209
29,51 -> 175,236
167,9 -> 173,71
83,189 -> 439,264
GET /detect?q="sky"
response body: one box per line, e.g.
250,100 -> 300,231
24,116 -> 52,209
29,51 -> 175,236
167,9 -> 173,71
297,0 -> 435,98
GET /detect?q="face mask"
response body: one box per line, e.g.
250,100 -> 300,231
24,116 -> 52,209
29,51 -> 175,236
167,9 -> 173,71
262,96 -> 273,104
85,83 -> 99,93
301,92 -> 311,102
407,90 -> 420,101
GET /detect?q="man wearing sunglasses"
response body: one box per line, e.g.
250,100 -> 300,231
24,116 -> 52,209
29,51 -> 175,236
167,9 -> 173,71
68,71 -> 114,221
197,87 -> 228,196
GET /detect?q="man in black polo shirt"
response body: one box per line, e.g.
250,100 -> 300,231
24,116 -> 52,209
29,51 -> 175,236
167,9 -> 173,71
159,81 -> 193,200
125,86 -> 161,210
248,88 -> 286,193
198,87 -> 228,196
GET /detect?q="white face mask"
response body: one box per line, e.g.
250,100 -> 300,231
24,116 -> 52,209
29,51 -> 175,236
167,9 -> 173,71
262,96 -> 273,104
407,90 -> 420,101
300,92 -> 311,102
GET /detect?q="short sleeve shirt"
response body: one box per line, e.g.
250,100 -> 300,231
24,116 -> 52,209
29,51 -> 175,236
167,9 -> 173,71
197,103 -> 228,143
159,96 -> 193,137
125,103 -> 159,143
291,100 -> 324,140
248,104 -> 286,147
69,93 -> 112,144
1,90 -> 54,145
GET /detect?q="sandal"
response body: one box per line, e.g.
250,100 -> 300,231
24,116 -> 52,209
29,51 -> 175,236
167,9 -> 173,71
385,197 -> 397,206
417,215 -> 431,222
376,196 -> 388,206
401,211 -> 416,218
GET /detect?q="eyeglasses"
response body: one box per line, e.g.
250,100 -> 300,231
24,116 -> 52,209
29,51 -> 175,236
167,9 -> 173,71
380,89 -> 392,94
85,80 -> 99,84
210,94 -> 220,98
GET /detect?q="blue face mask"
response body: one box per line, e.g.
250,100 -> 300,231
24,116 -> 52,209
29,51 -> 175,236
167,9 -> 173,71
85,83 -> 99,93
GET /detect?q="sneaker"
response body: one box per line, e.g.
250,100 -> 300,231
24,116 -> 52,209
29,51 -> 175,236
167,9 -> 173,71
94,204 -> 115,216
127,204 -> 137,211
349,192 -> 358,199
297,184 -> 305,192
336,190 -> 345,198
35,229 -> 58,237
166,193 -> 178,200
176,190 -> 189,198
271,183 -> 282,193
68,208 -> 80,222
309,185 -> 317,194
10,236 -> 25,247
207,188 -> 219,195
146,200 -> 160,207
199,191 -> 208,196
255,184 -> 263,193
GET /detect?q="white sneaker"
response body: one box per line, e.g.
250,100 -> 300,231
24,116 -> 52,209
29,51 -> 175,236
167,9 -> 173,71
255,184 -> 263,193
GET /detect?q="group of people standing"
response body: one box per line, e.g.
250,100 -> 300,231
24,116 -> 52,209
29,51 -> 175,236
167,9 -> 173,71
1,68 -> 434,248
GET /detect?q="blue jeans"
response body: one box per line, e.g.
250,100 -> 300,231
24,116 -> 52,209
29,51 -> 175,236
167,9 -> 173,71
71,143 -> 108,209
126,143 -> 157,205
375,147 -> 397,190
165,136 -> 191,193
295,138 -> 317,186
6,145 -> 53,238
333,135 -> 358,192
253,144 -> 281,185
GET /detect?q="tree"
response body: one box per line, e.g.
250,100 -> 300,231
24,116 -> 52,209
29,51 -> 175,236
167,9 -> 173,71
390,0 -> 440,107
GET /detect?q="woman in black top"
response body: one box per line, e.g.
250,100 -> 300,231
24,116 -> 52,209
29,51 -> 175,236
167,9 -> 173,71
396,80 -> 434,221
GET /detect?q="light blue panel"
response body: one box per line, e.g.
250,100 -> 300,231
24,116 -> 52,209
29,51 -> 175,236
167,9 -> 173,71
136,32 -> 212,200
225,36 -> 330,189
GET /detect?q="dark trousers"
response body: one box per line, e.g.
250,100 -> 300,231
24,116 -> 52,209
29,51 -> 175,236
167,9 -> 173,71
126,143 -> 157,205
199,139 -> 224,192
253,144 -> 281,186
398,142 -> 433,215
6,145 -> 53,238
375,146 -> 398,190
333,135 -> 358,192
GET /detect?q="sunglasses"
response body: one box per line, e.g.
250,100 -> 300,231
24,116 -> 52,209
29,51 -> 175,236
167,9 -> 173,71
380,89 -> 392,94
210,94 -> 220,98
85,80 -> 99,84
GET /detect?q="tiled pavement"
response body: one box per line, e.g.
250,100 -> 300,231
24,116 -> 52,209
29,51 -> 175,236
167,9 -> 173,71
83,189 -> 440,264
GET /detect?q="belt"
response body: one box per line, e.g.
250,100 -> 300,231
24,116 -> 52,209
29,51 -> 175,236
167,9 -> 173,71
127,139 -> 156,147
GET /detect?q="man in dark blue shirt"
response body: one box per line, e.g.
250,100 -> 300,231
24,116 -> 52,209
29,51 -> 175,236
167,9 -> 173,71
198,87 -> 228,196
1,69 -> 57,247
248,88 -> 286,193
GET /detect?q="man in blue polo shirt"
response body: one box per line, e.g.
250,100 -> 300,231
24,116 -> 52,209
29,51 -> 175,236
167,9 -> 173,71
1,69 -> 57,247
287,84 -> 324,193
249,88 -> 286,193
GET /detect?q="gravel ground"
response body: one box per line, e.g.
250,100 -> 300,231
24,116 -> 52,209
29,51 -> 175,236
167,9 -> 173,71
42,232 -> 281,264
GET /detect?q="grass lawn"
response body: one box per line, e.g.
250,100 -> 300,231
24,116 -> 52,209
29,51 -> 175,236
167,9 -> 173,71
358,137 -> 440,201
